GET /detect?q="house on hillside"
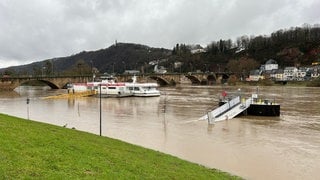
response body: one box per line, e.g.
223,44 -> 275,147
154,65 -> 167,74
190,44 -> 206,54
247,69 -> 263,81
191,48 -> 206,54
265,59 -> 278,71
258,59 -> 279,80
296,67 -> 307,81
310,66 -> 320,78
268,69 -> 281,80
284,67 -> 298,81
274,69 -> 284,81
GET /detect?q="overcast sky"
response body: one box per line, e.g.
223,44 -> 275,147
0,0 -> 319,68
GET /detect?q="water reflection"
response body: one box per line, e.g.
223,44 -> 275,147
1,85 -> 320,180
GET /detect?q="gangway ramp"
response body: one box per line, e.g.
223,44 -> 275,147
200,96 -> 252,123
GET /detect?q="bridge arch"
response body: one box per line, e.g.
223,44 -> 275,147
185,75 -> 201,84
149,76 -> 171,86
18,80 -> 60,89
207,74 -> 217,85
37,80 -> 60,89
221,73 -> 230,84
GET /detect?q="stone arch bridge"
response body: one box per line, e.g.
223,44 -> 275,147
0,73 -> 231,91
117,72 -> 230,86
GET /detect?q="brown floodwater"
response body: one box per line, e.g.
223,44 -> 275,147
1,85 -> 319,179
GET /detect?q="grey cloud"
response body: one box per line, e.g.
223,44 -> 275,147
0,0 -> 319,68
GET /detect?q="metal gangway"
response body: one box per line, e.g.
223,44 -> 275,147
200,96 -> 252,124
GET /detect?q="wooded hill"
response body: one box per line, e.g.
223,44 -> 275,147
1,24 -> 320,76
1,43 -> 171,76
177,24 -> 320,73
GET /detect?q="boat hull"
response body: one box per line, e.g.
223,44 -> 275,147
134,94 -> 160,97
219,100 -> 280,117
246,104 -> 280,116
133,92 -> 160,97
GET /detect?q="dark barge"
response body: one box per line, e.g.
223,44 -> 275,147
246,101 -> 280,116
200,89 -> 281,124
219,92 -> 280,117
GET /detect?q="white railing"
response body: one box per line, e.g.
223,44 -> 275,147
211,96 -> 240,118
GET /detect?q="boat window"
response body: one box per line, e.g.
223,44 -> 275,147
108,87 -> 116,89
134,87 -> 140,91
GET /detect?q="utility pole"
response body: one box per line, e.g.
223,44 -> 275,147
26,98 -> 30,119
99,84 -> 102,136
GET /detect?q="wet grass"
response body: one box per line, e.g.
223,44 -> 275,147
0,113 -> 240,179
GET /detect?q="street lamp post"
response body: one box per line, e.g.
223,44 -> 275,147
99,84 -> 102,136
26,97 -> 30,120
238,88 -> 242,105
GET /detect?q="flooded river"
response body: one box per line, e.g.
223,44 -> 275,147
1,85 -> 320,179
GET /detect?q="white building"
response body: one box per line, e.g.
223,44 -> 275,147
296,68 -> 307,81
265,59 -> 278,71
283,67 -> 298,81
154,65 -> 167,74
311,66 -> 320,78
274,69 -> 284,81
247,69 -> 263,81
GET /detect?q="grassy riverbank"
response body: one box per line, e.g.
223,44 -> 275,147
0,114 -> 240,179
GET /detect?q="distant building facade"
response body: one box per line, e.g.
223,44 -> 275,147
265,59 -> 278,71
283,67 -> 298,81
246,59 -> 320,82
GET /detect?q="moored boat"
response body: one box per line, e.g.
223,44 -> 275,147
218,91 -> 280,117
246,94 -> 280,116
89,76 -> 133,98
200,88 -> 281,123
69,75 -> 161,98
96,82 -> 133,98
126,82 -> 160,97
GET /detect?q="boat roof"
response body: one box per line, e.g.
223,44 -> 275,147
100,83 -> 126,86
125,83 -> 158,87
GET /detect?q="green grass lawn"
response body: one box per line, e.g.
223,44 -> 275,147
0,113 -> 240,179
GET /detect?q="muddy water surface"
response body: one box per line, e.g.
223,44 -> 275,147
1,85 -> 319,180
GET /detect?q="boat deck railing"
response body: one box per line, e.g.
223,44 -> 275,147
251,98 -> 279,105
211,96 -> 241,118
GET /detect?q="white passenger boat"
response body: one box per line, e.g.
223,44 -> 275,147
126,82 -> 161,97
89,76 -> 132,98
95,82 -> 132,98
68,83 -> 89,93
126,76 -> 161,97
69,75 -> 161,98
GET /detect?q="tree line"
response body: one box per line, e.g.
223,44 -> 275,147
170,24 -> 320,75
